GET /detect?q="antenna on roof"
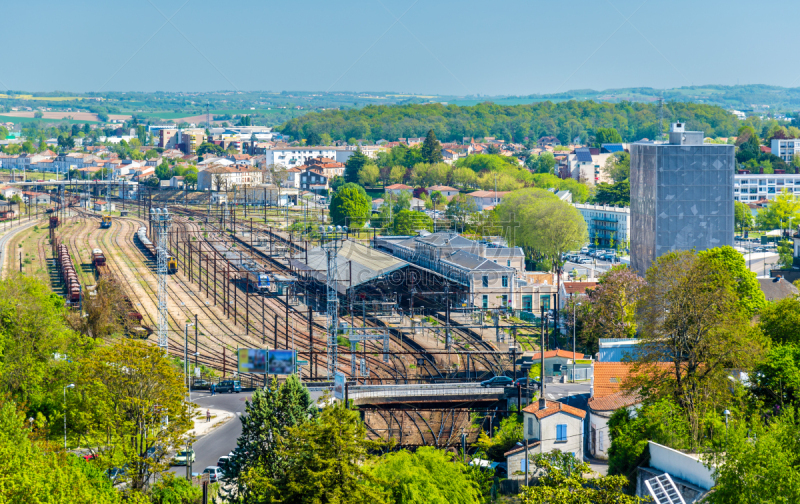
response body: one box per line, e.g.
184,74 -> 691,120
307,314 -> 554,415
658,95 -> 664,141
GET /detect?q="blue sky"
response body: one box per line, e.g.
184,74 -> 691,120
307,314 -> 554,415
2,0 -> 798,95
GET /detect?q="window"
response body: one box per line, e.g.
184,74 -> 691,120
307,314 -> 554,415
556,424 -> 567,442
482,295 -> 488,309
502,294 -> 508,306
527,417 -> 533,436
507,260 -> 511,267
502,276 -> 508,287
520,458 -> 528,472
482,275 -> 489,288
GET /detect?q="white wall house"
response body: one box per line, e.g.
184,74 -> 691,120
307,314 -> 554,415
467,190 -> 509,210
566,148 -> 613,186
264,147 -> 338,169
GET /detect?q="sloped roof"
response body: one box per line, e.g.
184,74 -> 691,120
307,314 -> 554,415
529,349 -> 586,360
588,390 -> 640,412
440,249 -> 513,272
296,240 -> 409,295
563,281 -> 598,295
522,400 -> 586,420
759,277 -> 799,301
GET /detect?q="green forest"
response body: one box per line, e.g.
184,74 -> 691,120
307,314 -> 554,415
278,100 -> 741,144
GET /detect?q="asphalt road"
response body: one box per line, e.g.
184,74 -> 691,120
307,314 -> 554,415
743,252 -> 780,276
168,390 -> 253,476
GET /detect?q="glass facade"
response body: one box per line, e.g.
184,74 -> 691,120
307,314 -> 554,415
630,142 -> 734,276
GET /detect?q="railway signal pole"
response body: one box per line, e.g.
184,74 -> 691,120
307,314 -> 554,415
320,225 -> 346,379
151,207 -> 173,356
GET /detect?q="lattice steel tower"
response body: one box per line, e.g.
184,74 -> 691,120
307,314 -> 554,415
320,226 -> 345,379
151,207 -> 172,355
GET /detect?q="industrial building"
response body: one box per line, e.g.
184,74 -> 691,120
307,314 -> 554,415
630,123 -> 735,276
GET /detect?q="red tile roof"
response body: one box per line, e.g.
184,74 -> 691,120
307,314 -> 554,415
563,281 -> 598,295
588,390 -> 640,412
529,349 -> 586,360
504,441 -> 542,457
467,190 -> 510,198
386,184 -> 412,190
589,362 -> 672,411
522,400 -> 586,420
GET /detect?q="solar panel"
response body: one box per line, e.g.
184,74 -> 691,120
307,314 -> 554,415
575,148 -> 593,162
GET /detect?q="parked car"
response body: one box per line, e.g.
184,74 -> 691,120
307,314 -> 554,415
107,466 -> 128,484
172,449 -> 196,466
216,380 -> 241,393
82,453 -> 97,461
480,376 -> 513,388
203,466 -> 223,483
217,455 -> 231,470
192,379 -> 209,390
580,247 -> 589,254
513,377 -> 541,389
578,257 -> 593,264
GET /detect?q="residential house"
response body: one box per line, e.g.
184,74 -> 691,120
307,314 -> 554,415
300,168 -> 331,192
0,185 -> 22,199
385,183 -> 413,196
467,190 -> 509,211
197,165 -> 263,191
22,191 -> 50,205
519,349 -> 591,380
170,176 -> 185,188
371,198 -> 385,212
566,148 -> 613,186
538,136 -> 561,148
558,281 -> 598,310
758,276 -> 799,301
426,185 -> 460,199
505,400 -> 586,480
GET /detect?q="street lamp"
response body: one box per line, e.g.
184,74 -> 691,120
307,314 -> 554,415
184,322 -> 195,402
63,383 -> 74,450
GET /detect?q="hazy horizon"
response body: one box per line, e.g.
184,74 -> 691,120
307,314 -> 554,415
3,0 -> 799,95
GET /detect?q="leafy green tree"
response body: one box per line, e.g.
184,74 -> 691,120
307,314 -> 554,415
496,188 -> 588,295
155,160 -> 173,180
368,447 -> 482,504
344,149 -> 370,184
698,245 -> 766,316
579,266 -> 645,354
593,180 -> 630,206
393,209 -> 433,235
240,401 -> 387,504
306,131 -> 322,145
226,375 -> 315,502
608,399 -> 692,492
595,127 -> 623,146
603,152 -> 631,183
735,201 -> 753,231
0,125 -> 8,139
756,189 -> 800,230
750,345 -> 800,411
759,297 -> 800,345
520,451 -> 643,503
473,410 -> 522,461
74,338 -> 193,491
196,142 -> 223,157
330,182 -> 371,228
420,129 -> 443,164
183,171 -> 197,189
707,409 -> 800,504
358,163 -> 379,186
144,149 -> 159,160
0,400 -> 121,503
446,193 -> 479,231
630,250 -> 766,442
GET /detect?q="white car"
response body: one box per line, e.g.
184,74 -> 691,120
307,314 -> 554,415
203,466 -> 223,483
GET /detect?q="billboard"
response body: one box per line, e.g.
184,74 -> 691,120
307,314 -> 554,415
268,350 -> 295,375
237,348 -> 267,374
333,371 -> 346,400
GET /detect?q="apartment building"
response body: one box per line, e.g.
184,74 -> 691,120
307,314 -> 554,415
565,148 -> 613,186
734,173 -> 800,202
573,203 -> 630,248
263,147 -> 338,169
770,138 -> 800,163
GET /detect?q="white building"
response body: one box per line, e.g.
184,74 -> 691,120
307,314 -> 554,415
263,147 -> 338,169
771,138 -> 800,163
731,109 -> 746,120
505,400 -> 586,479
566,148 -> 613,186
734,173 -> 800,202
573,203 -> 630,249
466,190 -> 510,211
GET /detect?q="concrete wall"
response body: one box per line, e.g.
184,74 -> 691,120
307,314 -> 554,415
647,441 -> 715,491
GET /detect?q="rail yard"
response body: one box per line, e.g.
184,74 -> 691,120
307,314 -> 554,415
6,187 -> 552,449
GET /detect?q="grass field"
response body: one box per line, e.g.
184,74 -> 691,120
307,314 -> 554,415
0,94 -> 86,101
134,108 -> 297,120
0,115 -> 98,125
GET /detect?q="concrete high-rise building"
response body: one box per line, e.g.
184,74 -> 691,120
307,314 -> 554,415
630,123 -> 735,276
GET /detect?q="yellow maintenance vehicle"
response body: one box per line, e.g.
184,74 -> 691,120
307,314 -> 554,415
100,215 -> 112,229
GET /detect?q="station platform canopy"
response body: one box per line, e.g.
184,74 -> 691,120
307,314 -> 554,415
289,240 -> 409,295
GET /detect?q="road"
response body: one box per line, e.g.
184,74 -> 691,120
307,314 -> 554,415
743,251 -> 779,276
0,216 -> 47,276
168,390 -> 252,476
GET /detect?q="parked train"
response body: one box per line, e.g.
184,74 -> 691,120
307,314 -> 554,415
100,215 -> 112,229
135,226 -> 178,274
239,260 -> 271,292
57,243 -> 81,304
92,248 -> 110,277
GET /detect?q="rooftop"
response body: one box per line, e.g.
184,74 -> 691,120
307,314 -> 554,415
522,400 -> 586,420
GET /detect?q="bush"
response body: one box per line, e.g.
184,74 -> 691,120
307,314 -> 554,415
150,473 -> 202,504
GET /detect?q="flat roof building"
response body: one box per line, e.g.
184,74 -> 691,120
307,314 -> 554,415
630,123 -> 734,276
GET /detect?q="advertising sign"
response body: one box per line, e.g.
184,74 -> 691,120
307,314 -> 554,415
333,371 -> 346,400
237,348 -> 267,374
268,350 -> 295,375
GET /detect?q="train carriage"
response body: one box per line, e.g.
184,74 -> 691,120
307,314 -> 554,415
135,226 -> 178,274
